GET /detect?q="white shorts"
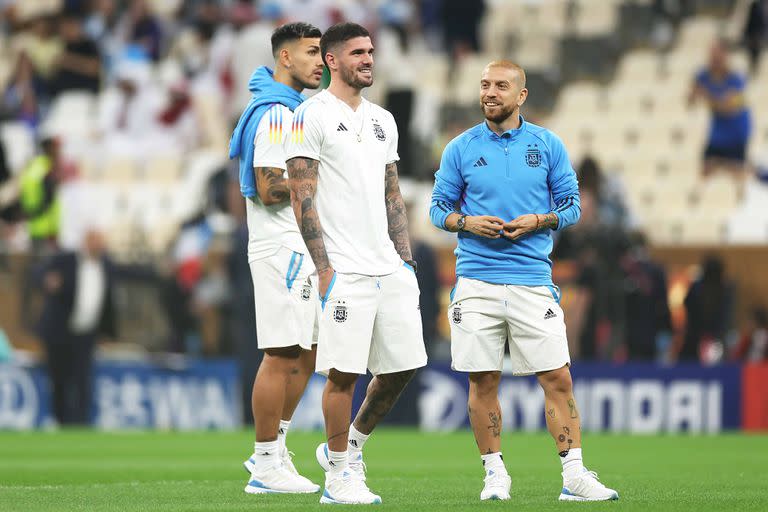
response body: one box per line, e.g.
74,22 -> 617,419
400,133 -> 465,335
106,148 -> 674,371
448,277 -> 570,376
315,263 -> 428,376
250,246 -> 318,351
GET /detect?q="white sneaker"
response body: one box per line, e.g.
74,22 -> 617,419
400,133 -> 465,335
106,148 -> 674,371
244,461 -> 320,494
320,469 -> 382,505
244,449 -> 302,477
559,469 -> 619,501
315,443 -> 367,480
480,469 -> 512,501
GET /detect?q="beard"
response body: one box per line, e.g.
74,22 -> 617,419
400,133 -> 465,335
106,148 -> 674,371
480,101 -> 516,124
340,65 -> 373,89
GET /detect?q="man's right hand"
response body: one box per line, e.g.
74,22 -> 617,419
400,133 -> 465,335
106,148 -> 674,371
464,216 -> 505,239
318,267 -> 336,298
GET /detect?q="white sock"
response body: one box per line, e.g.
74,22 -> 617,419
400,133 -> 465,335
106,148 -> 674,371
347,425 -> 369,453
327,449 -> 348,474
252,440 -> 279,469
278,419 -> 291,454
560,447 -> 584,479
481,452 -> 506,475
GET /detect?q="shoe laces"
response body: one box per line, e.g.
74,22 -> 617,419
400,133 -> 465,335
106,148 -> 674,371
348,456 -> 367,479
484,470 -> 511,487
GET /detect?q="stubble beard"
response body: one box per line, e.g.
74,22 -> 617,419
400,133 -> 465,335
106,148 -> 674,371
481,102 -> 516,124
341,65 -> 372,89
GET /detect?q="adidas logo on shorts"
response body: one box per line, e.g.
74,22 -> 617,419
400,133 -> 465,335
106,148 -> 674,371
544,308 -> 557,320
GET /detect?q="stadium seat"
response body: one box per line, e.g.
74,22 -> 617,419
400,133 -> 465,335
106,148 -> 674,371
103,157 -> 139,184
615,50 -> 662,82
451,54 -> 495,106
142,153 -> 183,185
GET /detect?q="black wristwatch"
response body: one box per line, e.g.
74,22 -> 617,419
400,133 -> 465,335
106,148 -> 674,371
406,259 -> 418,274
455,214 -> 467,232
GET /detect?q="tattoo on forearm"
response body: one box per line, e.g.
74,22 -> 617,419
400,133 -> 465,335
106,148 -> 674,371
287,157 -> 331,272
567,398 -> 578,419
255,167 -> 290,203
487,411 -> 501,438
538,212 -> 559,230
353,370 -> 415,434
384,162 -> 413,261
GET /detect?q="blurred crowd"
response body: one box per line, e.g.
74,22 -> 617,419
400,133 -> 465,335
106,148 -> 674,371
0,0 -> 767,415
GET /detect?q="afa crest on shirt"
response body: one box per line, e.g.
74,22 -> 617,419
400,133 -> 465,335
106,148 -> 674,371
301,283 -> 312,301
452,306 -> 462,324
525,144 -> 542,167
334,303 -> 348,323
372,120 -> 386,141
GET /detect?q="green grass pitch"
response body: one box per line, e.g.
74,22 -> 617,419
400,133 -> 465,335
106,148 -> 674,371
1,429 -> 766,511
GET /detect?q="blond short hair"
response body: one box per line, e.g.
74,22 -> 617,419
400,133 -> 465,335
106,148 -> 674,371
484,60 -> 526,88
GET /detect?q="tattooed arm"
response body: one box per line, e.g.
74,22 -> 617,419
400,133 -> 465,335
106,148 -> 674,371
384,162 -> 413,262
255,167 -> 290,206
287,156 -> 334,294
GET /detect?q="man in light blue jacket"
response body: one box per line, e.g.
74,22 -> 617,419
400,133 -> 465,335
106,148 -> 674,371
430,60 -> 618,503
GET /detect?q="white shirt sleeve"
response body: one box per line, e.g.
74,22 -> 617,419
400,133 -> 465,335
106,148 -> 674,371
253,105 -> 292,170
285,103 -> 324,162
385,112 -> 400,164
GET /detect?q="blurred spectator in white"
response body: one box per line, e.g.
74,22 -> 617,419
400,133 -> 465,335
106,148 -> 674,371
680,256 -> 735,362
97,58 -> 165,157
83,0 -> 120,76
113,0 -> 163,61
689,40 -> 752,179
743,0 -> 767,73
156,81 -> 199,152
36,228 -> 116,425
51,12 -> 101,96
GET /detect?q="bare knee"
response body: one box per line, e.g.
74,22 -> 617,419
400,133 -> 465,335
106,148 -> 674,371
537,365 -> 573,395
264,345 -> 302,360
327,369 -> 358,393
373,369 -> 416,393
469,371 -> 501,398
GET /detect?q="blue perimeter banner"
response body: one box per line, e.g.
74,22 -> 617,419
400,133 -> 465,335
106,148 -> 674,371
0,360 -> 241,430
414,363 -> 742,433
0,361 -> 741,432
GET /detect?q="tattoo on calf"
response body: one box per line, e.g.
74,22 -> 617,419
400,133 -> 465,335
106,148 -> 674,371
328,430 -> 349,443
355,370 -> 415,433
547,408 -> 556,419
487,411 -> 501,438
567,399 -> 578,419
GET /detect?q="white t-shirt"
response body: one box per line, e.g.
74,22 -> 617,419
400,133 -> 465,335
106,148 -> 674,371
246,104 -> 307,262
285,90 -> 402,276
70,256 -> 106,334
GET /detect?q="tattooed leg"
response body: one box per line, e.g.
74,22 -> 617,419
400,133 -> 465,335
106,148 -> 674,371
468,371 -> 503,455
323,369 -> 359,452
536,365 -> 582,455
352,369 -> 416,435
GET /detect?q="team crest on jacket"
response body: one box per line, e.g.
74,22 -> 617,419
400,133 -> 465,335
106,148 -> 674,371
301,283 -> 311,301
452,306 -> 462,324
525,144 -> 542,167
334,303 -> 348,323
372,121 -> 386,141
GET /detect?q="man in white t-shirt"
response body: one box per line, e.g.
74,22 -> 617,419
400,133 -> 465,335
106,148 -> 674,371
285,22 -> 428,505
228,22 -> 324,495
